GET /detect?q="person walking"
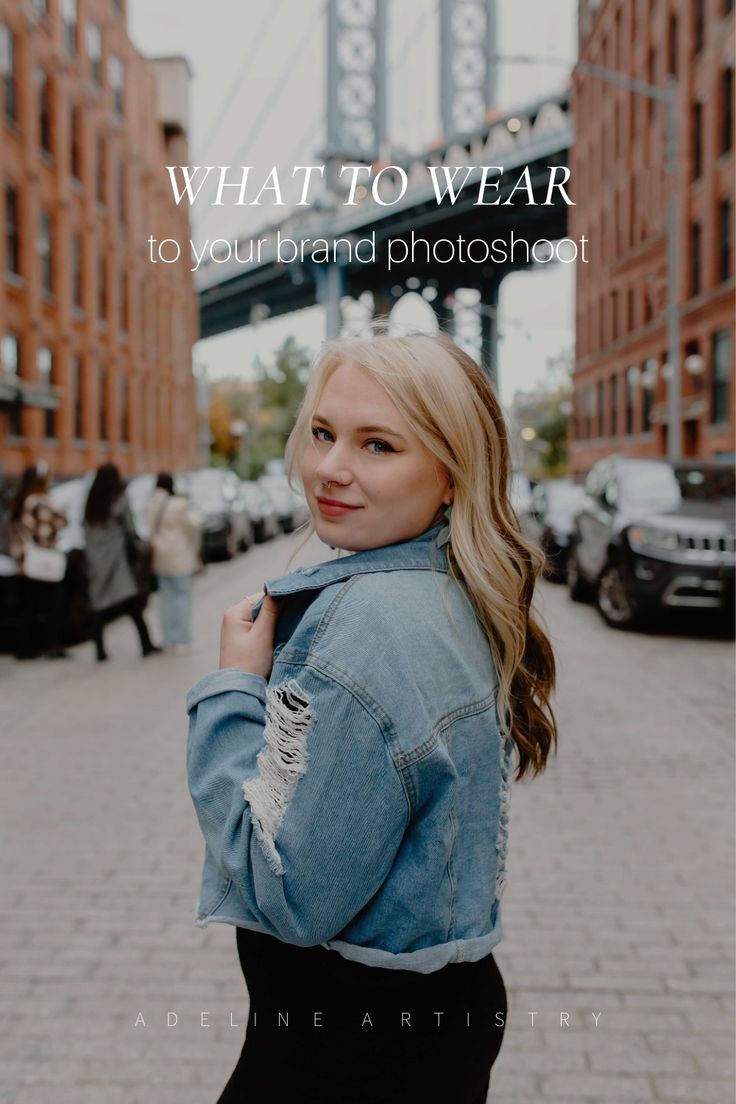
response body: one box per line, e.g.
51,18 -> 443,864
186,332 -> 558,1104
144,473 -> 202,655
83,463 -> 161,662
9,462 -> 68,660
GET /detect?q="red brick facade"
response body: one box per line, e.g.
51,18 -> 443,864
570,0 -> 735,473
0,0 -> 200,479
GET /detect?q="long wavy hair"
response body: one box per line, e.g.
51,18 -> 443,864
84,463 -> 125,525
284,329 -> 557,781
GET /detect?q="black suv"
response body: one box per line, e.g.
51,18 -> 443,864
567,456 -> 735,628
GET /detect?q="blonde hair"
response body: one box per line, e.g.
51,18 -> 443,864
285,329 -> 557,780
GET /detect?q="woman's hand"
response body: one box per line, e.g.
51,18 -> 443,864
219,592 -> 280,679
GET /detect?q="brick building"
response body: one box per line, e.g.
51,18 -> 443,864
0,0 -> 200,479
569,0 -> 735,473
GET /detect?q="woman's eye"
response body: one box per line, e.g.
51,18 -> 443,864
365,439 -> 394,454
311,426 -> 333,443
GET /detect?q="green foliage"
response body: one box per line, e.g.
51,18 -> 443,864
209,336 -> 311,479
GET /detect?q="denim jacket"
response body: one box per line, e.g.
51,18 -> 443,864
186,522 -> 515,973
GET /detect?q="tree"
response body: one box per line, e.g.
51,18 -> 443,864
242,336 -> 311,478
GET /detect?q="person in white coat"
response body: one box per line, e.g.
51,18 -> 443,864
144,474 -> 202,654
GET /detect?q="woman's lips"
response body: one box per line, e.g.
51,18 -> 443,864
315,497 -> 362,518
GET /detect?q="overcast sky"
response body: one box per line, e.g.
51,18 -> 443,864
128,0 -> 577,406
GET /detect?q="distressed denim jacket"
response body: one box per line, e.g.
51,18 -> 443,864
186,522 -> 515,974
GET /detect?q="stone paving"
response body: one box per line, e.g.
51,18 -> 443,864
0,530 -> 733,1103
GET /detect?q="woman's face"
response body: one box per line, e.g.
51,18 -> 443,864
300,360 -> 452,552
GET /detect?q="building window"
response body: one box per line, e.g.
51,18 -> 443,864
1,333 -> 21,435
690,221 -> 702,296
597,379 -> 605,436
711,330 -> 731,424
37,346 -> 55,439
1,332 -> 18,377
667,15 -> 678,76
39,209 -> 53,294
694,0 -> 705,52
119,375 -> 129,442
5,184 -> 20,276
0,25 -> 16,125
642,358 -> 656,431
722,68 -> 734,154
61,0 -> 77,54
98,254 -> 107,321
99,365 -> 107,440
87,23 -> 102,86
645,49 -> 656,130
644,290 -> 653,324
117,160 -> 126,225
96,134 -> 106,203
108,57 -> 124,116
719,198 -> 733,281
119,270 -> 128,333
610,373 -> 619,435
726,0 -> 734,14
70,105 -> 82,180
36,69 -> 52,155
691,102 -> 703,180
627,287 -> 635,332
71,232 -> 83,309
71,355 -> 83,438
625,366 -> 638,434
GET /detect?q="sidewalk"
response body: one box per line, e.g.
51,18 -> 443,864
0,532 -> 733,1103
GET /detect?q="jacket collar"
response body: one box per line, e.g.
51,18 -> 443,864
263,522 -> 449,599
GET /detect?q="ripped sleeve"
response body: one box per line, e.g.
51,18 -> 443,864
186,664 -> 409,947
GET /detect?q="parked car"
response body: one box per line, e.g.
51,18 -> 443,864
522,478 -> 586,581
508,471 -> 534,518
187,468 -> 253,560
259,476 -> 302,534
240,480 -> 279,543
567,456 -> 735,628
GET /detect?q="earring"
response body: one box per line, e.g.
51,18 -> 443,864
436,502 -> 453,548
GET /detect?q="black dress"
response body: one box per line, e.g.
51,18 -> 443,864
215,926 -> 507,1104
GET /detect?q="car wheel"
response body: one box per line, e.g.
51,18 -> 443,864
597,561 -> 639,629
224,526 -> 238,560
567,547 -> 590,603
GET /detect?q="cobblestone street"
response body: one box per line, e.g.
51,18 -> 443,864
0,531 -> 733,1104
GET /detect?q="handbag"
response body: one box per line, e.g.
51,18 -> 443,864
23,542 -> 66,583
124,529 -> 155,594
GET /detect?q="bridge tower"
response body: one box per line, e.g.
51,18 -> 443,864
321,0 -> 388,335
439,0 -> 497,139
439,0 -> 500,385
322,0 -> 501,385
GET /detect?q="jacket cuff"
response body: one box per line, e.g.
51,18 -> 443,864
186,668 -> 268,712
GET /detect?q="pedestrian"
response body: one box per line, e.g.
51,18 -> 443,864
9,461 -> 68,660
83,463 -> 161,662
144,473 -> 202,655
186,332 -> 558,1104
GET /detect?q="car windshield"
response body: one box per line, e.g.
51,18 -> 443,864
619,462 -> 735,508
189,472 -> 227,508
546,481 -> 585,508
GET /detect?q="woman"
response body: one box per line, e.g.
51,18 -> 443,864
143,473 -> 202,655
186,332 -> 557,1104
10,462 -> 68,660
83,463 -> 161,662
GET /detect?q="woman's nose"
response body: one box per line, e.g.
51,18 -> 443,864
315,447 -> 352,486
